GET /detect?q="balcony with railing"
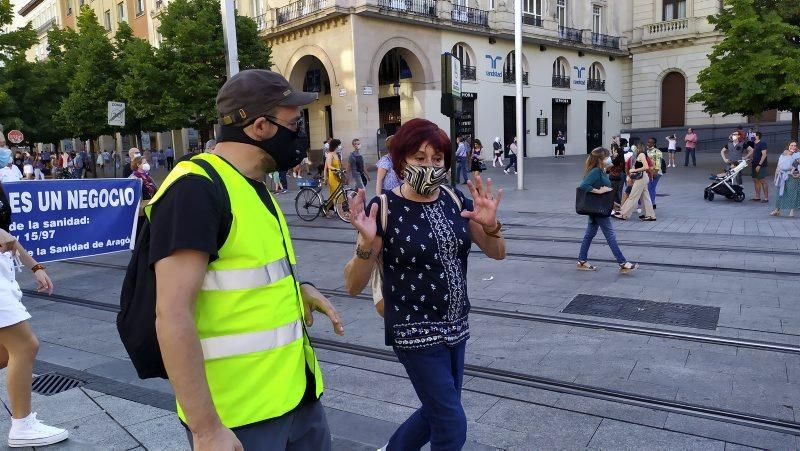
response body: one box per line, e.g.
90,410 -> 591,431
503,70 -> 528,85
639,17 -> 697,45
558,26 -> 582,44
591,32 -> 620,49
378,0 -> 437,18
587,78 -> 605,91
35,18 -> 57,35
450,5 -> 488,28
461,65 -> 476,81
276,0 -> 329,25
522,14 -> 542,27
255,13 -> 267,31
552,75 -> 570,89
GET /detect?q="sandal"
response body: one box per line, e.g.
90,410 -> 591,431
619,262 -> 639,274
641,217 -> 657,221
770,209 -> 780,216
576,261 -> 597,271
761,199 -> 769,203
749,198 -> 762,202
611,212 -> 626,220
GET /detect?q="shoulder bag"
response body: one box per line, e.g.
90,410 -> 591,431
575,188 -> 615,217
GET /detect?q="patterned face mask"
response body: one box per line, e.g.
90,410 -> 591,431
403,165 -> 448,196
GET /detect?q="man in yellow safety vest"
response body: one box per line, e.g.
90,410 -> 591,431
149,69 -> 344,451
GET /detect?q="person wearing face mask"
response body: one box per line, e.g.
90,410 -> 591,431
123,148 -> 141,179
577,148 -> 638,272
344,118 -> 505,451
128,156 -> 158,235
0,143 -> 23,184
147,70 -> 343,451
721,132 -> 751,187
771,142 -> 800,217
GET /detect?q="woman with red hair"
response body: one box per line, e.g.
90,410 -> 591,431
344,118 -> 506,450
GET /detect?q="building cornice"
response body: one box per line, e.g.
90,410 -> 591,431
18,0 -> 44,17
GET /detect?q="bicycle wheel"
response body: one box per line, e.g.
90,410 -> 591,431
334,188 -> 358,223
295,188 -> 323,221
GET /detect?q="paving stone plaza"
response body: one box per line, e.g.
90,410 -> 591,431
1,151 -> 799,450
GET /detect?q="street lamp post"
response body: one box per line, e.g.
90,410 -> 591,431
221,0 -> 239,78
514,0 -> 524,190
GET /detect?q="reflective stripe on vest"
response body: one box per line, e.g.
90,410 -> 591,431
200,319 -> 303,360
202,257 -> 293,291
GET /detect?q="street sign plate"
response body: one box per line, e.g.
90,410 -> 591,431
108,101 -> 126,127
7,130 -> 23,144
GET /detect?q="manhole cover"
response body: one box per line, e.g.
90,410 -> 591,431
562,294 -> 720,330
31,373 -> 84,396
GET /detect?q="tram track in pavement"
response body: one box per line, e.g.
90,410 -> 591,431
16,288 -> 800,438
283,220 -> 800,258
48,261 -> 800,355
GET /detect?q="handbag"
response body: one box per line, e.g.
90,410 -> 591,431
575,188 -> 615,217
479,161 -> 487,171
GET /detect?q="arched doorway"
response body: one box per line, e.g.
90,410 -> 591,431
288,56 -> 331,162
661,71 -> 685,127
376,47 -> 425,137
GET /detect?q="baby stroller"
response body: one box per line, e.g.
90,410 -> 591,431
704,160 -> 747,202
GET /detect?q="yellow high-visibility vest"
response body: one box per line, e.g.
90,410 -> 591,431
146,153 -> 323,428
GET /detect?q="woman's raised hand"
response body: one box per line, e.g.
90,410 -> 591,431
461,175 -> 503,228
349,189 -> 378,242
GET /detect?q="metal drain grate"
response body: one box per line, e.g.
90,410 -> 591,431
31,373 -> 84,396
562,294 -> 720,330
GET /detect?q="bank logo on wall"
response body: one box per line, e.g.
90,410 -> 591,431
573,65 -> 586,86
485,54 -> 502,78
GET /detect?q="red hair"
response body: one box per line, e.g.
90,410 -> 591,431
390,118 -> 452,179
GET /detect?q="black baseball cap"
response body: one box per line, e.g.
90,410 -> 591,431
217,69 -> 318,126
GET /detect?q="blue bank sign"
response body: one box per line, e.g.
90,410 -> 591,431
4,179 -> 142,262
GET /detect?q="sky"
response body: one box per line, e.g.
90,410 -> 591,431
9,0 -> 30,31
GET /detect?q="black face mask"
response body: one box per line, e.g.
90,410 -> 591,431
218,118 -> 306,171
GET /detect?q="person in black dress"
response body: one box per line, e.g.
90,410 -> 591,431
344,118 -> 506,451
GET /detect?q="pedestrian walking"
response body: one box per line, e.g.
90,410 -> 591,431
770,142 -> 800,217
0,161 -> 68,446
721,132 -> 749,187
577,148 -> 639,273
504,137 -> 518,174
555,131 -> 566,158
165,146 -> 174,170
750,131 -> 769,203
323,138 -> 343,217
646,138 -> 664,209
608,147 -> 626,210
96,151 -> 105,176
492,137 -> 503,167
665,134 -> 677,168
471,138 -> 484,178
149,69 -> 342,451
344,118 -> 505,451
375,137 -> 402,197
348,139 -> 369,189
33,152 -> 44,181
684,128 -> 698,167
613,146 -> 656,221
455,136 -> 469,184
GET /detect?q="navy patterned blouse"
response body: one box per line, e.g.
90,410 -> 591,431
370,188 -> 474,349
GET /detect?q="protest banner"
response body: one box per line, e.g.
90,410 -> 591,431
3,178 -> 141,263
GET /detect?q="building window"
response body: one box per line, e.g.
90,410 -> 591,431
592,5 -> 602,34
588,62 -> 605,91
136,0 -> 144,15
66,0 -> 72,15
488,0 -> 495,10
556,0 -> 566,28
451,44 -> 471,68
117,2 -> 125,22
552,57 -> 570,88
251,0 -> 262,16
104,9 -> 112,30
523,0 -> 541,16
663,0 -> 686,20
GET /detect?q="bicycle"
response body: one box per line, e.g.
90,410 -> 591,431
295,168 -> 357,222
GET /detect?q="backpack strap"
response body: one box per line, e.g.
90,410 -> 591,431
189,158 -> 231,215
440,185 -> 463,211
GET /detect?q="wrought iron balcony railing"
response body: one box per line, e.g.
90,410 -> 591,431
552,75 -> 570,88
378,0 -> 437,17
461,65 -> 476,80
450,5 -> 488,27
503,70 -> 529,85
591,32 -> 620,49
522,14 -> 542,27
558,26 -> 582,44
587,78 -> 605,91
254,13 -> 267,31
276,0 -> 328,25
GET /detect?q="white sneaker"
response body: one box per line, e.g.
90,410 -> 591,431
8,413 -> 68,448
503,169 -> 509,174
514,171 -> 518,174
636,208 -> 642,214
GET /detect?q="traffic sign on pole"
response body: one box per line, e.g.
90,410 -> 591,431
7,130 -> 24,144
108,101 -> 126,127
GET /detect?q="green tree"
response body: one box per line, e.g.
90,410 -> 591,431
0,0 -> 36,62
157,0 -> 271,140
55,7 -> 119,144
690,0 -> 800,140
115,22 -> 166,139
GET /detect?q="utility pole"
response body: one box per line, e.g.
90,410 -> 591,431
514,0 -> 524,190
221,0 -> 239,78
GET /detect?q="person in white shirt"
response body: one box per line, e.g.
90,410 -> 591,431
666,134 -> 677,168
0,147 -> 22,184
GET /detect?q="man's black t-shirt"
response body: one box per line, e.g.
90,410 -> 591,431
148,164 -> 318,426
